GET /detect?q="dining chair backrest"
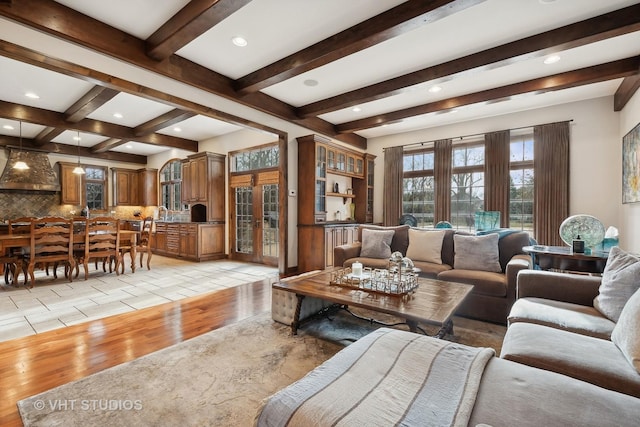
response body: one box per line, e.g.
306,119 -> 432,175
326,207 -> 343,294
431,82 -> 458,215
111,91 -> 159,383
81,217 -> 121,279
9,217 -> 36,235
27,217 -> 75,286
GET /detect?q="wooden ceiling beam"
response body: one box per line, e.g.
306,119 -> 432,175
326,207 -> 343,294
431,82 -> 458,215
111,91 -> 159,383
65,86 -> 120,123
33,127 -> 64,146
614,74 -> 640,112
146,0 -> 252,61
299,3 -> 640,118
337,56 -> 640,133
91,138 -> 128,153
0,0 -> 365,148
134,109 -> 197,137
0,135 -> 146,164
0,100 -> 199,151
234,0 -> 484,94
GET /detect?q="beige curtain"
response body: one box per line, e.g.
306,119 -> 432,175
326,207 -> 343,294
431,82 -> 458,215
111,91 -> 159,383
383,145 -> 403,226
484,130 -> 510,228
534,122 -> 570,245
434,139 -> 452,223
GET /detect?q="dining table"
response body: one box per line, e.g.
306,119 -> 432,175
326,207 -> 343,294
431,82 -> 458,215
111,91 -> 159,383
0,229 -> 140,274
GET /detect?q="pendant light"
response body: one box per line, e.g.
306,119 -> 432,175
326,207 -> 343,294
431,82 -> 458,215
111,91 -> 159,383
72,131 -> 85,174
13,121 -> 29,170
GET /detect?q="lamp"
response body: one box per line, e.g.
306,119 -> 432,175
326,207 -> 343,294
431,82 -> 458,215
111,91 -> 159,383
73,131 -> 85,175
13,121 -> 29,170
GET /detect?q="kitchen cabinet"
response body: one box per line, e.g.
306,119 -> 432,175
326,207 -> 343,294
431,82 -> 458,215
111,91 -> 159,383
181,152 -> 225,222
58,162 -> 82,205
153,221 -> 224,261
299,223 -> 358,271
112,167 -> 158,206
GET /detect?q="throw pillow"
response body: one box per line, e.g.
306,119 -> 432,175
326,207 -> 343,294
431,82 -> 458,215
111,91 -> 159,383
453,233 -> 501,272
406,229 -> 445,264
611,288 -> 640,374
360,229 -> 394,259
593,246 -> 640,322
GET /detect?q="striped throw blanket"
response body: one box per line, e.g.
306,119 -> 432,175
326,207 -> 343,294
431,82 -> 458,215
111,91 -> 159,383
255,328 -> 494,427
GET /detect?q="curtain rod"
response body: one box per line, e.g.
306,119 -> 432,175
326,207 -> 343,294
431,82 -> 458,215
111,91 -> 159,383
384,119 -> 574,151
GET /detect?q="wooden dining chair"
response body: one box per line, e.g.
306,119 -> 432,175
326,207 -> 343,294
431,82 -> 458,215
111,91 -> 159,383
79,217 -> 121,280
24,217 -> 75,288
118,216 -> 154,273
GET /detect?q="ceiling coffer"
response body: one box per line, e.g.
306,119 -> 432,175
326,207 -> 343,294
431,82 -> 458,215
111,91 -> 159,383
0,148 -> 61,192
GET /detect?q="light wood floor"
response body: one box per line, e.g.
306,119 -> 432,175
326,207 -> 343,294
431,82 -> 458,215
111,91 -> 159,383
0,278 -> 272,426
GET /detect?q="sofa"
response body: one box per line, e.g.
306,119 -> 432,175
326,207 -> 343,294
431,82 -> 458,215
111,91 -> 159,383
333,224 -> 532,324
256,327 -> 640,427
501,264 -> 640,398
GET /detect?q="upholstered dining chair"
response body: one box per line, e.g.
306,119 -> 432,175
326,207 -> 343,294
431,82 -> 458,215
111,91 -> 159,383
78,217 -> 121,280
24,217 -> 75,288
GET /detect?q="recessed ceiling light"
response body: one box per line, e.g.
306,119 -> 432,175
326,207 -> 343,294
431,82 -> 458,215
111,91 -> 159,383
352,107 -> 361,113
25,92 -> 40,99
544,55 -> 561,64
539,0 -> 557,4
126,144 -> 133,149
173,127 -> 182,132
73,135 -> 81,141
428,85 -> 442,93
3,125 -> 14,130
231,36 -> 248,47
303,79 -> 318,87
113,112 -> 123,119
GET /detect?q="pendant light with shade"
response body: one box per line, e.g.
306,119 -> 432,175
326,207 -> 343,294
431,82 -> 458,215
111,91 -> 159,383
73,131 -> 85,175
13,121 -> 29,170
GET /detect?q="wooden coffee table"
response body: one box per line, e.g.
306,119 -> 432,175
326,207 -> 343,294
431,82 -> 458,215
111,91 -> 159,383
273,268 -> 473,338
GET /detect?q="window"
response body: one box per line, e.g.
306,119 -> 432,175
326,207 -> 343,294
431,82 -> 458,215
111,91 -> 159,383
402,150 -> 435,227
232,145 -> 279,172
84,166 -> 107,210
509,134 -> 534,233
159,159 -> 186,211
450,144 -> 484,231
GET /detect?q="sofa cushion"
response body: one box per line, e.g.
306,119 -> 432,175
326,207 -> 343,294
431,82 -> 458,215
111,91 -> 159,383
413,260 -> 452,279
406,228 -> 445,264
611,288 -> 640,374
437,269 -> 506,297
500,322 -> 640,398
357,224 -> 410,255
508,297 -> 615,340
593,246 -> 640,322
453,233 -> 501,272
360,229 -> 394,258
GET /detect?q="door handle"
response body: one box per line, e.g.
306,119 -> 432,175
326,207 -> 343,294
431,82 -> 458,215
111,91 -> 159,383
255,219 -> 261,228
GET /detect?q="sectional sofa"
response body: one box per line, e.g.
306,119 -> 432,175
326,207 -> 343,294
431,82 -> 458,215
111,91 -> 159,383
333,224 -> 532,324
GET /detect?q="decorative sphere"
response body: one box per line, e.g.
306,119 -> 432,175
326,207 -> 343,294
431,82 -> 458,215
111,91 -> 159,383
390,251 -> 403,262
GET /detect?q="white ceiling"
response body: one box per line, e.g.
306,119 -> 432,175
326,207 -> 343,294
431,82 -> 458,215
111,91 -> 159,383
0,0 -> 638,158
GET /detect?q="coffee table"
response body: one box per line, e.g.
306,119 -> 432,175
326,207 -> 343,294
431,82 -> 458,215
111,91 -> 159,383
273,268 -> 473,338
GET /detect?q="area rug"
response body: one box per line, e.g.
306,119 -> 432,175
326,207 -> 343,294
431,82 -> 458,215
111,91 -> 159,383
18,310 -> 505,426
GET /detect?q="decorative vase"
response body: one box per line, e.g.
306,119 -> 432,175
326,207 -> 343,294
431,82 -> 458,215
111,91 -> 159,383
349,202 -> 355,220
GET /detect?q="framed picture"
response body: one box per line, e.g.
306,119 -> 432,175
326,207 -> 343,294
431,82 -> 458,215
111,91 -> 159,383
623,121 -> 640,204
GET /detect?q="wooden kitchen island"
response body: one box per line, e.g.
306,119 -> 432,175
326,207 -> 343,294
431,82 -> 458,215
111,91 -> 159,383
152,221 -> 225,261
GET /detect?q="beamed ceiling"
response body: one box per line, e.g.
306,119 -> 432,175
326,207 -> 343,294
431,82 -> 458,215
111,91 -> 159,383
0,0 -> 638,165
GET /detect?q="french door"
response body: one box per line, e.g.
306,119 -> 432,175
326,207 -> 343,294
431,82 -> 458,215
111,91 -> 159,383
230,171 -> 279,266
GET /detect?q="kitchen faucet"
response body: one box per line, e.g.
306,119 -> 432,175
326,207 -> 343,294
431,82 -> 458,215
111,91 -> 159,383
158,206 -> 168,221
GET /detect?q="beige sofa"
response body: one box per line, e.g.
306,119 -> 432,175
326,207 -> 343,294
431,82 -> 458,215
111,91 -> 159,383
501,269 -> 640,397
256,327 -> 640,427
333,224 -> 532,324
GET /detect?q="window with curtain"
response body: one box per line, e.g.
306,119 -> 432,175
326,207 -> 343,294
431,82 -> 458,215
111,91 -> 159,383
402,150 -> 435,227
386,121 -> 568,241
509,133 -> 534,234
450,143 -> 484,231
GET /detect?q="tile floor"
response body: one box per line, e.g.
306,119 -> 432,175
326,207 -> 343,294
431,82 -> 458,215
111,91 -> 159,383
0,255 -> 278,343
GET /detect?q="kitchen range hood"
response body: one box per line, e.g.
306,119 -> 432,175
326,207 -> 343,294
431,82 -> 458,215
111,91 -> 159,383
0,148 -> 61,192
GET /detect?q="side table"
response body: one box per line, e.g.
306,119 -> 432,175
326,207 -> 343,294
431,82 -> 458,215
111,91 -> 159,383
523,245 -> 609,274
